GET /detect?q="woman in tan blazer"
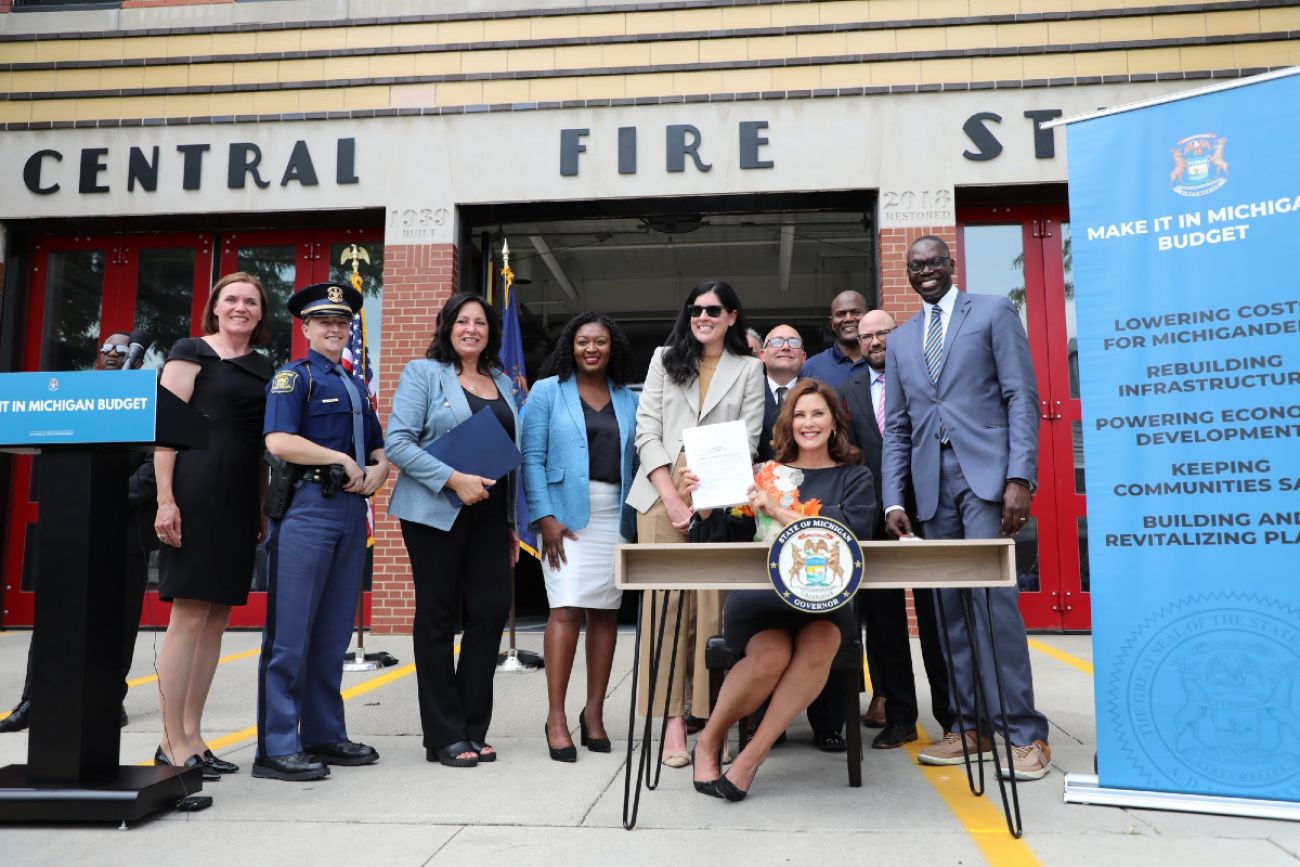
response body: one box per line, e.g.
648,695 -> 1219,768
626,279 -> 766,766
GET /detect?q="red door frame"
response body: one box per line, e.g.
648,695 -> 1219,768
957,204 -> 1089,631
3,234 -> 215,628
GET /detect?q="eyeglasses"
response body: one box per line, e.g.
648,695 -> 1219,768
906,256 -> 952,274
859,329 -> 894,342
687,304 -> 725,318
764,336 -> 804,349
100,344 -> 128,356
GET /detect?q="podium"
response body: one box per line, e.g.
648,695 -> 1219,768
0,370 -> 208,823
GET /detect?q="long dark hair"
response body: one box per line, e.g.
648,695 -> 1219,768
661,279 -> 750,386
425,293 -> 502,375
540,312 -> 634,384
771,379 -> 862,465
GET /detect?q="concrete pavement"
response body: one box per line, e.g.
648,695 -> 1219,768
0,625 -> 1298,866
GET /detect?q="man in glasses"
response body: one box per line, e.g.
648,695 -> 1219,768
0,332 -> 156,734
800,290 -> 870,390
843,309 -> 952,749
881,235 -> 1051,781
757,324 -> 806,460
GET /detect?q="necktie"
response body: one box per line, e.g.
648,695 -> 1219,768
334,364 -> 367,468
874,374 -> 886,435
924,305 -> 944,383
923,307 -> 949,444
775,385 -> 788,406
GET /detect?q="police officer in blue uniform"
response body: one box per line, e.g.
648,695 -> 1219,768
254,282 -> 390,782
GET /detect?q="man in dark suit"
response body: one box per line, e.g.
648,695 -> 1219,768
843,310 -> 952,749
882,236 -> 1051,781
756,323 -> 804,462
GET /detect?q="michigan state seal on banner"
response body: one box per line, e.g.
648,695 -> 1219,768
767,516 -> 863,613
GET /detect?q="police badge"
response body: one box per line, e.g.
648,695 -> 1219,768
767,516 -> 863,613
326,285 -> 345,304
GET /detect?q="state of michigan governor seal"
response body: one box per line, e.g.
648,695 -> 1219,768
1111,592 -> 1300,797
767,516 -> 864,613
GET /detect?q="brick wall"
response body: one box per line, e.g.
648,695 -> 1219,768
369,242 -> 457,634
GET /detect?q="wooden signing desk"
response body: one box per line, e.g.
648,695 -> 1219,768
615,537 -> 1026,836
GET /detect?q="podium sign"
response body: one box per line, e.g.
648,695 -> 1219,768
0,370 -> 161,447
1062,69 -> 1300,812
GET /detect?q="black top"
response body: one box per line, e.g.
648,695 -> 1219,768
582,398 -> 621,485
463,388 -> 515,515
782,463 -> 878,542
157,336 -> 273,606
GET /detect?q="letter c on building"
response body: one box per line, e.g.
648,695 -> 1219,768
23,149 -> 63,195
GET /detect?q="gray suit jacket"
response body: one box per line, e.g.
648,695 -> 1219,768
881,291 -> 1038,522
626,346 -> 765,513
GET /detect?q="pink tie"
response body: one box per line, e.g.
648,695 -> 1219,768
875,374 -> 886,435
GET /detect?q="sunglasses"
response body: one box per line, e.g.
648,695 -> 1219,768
100,344 -> 129,356
687,304 -> 726,318
764,336 -> 803,349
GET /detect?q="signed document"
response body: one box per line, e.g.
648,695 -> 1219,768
681,420 -> 753,510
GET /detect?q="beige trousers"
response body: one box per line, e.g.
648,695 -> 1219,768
635,498 -> 723,718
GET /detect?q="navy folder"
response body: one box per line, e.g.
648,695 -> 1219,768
425,406 -> 522,507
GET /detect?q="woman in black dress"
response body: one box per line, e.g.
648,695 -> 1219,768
153,272 -> 273,777
688,379 -> 877,801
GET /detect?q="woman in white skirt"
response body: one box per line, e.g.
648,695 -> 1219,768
522,313 -> 640,762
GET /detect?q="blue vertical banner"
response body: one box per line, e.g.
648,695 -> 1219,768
1067,70 -> 1300,802
500,276 -> 539,560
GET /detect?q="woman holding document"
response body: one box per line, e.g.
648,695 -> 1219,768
522,313 -> 639,762
689,379 -> 877,801
385,293 -> 521,768
626,279 -> 765,767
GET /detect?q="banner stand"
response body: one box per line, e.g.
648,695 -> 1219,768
1064,775 -> 1300,822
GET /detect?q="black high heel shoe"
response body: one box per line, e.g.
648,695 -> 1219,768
578,708 -> 611,753
155,746 -> 220,782
714,766 -> 757,802
545,722 -> 577,763
691,744 -> 723,797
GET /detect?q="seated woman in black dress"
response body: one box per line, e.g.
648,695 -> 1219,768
689,379 -> 877,801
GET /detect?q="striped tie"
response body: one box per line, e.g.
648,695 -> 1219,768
924,306 -> 949,444
924,305 -> 943,383
874,374 -> 886,435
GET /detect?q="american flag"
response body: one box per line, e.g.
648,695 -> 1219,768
341,309 -> 377,545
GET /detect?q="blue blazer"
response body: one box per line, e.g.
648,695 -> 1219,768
521,375 -> 639,534
385,358 -> 521,532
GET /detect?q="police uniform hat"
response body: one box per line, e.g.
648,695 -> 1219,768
288,282 -> 363,320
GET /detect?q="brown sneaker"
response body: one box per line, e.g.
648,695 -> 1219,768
917,730 -> 994,766
999,740 -> 1052,781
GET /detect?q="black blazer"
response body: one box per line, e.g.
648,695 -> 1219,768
757,382 -> 779,462
843,369 -> 917,539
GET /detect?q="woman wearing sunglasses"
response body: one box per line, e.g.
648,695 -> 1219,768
626,279 -> 765,767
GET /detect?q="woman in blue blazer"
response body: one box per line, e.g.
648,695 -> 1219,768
522,313 -> 639,762
385,293 -> 521,769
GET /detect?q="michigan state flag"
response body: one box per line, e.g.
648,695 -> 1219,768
500,279 -> 538,560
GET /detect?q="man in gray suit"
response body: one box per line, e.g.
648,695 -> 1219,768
881,235 -> 1051,781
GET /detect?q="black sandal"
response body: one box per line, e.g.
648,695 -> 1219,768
814,732 -> 847,753
427,740 -> 479,767
469,740 -> 497,763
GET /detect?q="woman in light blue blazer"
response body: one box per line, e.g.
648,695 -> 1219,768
385,293 -> 521,769
522,313 -> 639,763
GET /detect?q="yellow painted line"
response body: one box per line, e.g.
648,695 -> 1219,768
865,659 -> 1041,866
1026,638 -> 1093,676
126,647 -> 261,689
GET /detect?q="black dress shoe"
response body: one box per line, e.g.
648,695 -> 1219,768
813,731 -> 848,753
872,721 -> 920,750
302,740 -> 379,766
203,749 -> 239,774
579,709 -> 611,753
155,746 -> 220,782
544,724 -> 576,763
0,700 -> 32,733
120,705 -> 129,728
252,752 -> 330,781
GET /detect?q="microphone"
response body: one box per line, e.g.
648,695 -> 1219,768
124,329 -> 152,370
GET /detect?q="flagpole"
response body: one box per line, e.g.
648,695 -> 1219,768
496,238 -> 543,673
